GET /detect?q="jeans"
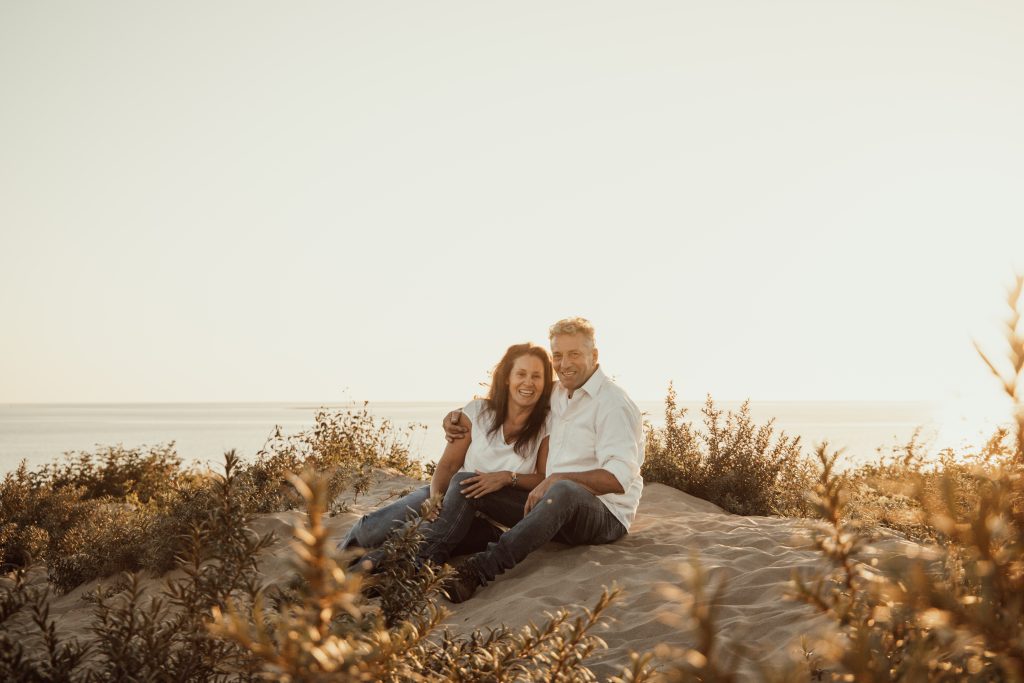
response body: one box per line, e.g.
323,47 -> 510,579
339,483 -> 502,556
418,471 -> 626,582
340,485 -> 432,550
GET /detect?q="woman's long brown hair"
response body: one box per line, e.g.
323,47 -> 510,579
484,342 -> 553,456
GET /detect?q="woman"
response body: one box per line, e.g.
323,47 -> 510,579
339,342 -> 553,553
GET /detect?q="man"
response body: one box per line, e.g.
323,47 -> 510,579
420,317 -> 644,602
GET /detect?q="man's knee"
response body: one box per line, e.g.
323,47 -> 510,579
543,479 -> 592,507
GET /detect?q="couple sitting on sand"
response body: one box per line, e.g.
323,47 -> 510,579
339,317 -> 644,603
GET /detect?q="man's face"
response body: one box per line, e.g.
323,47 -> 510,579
550,334 -> 598,393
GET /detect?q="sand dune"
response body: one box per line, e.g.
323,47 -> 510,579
27,469 -> 927,679
328,472 -> 841,678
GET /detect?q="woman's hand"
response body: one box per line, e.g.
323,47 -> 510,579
459,471 -> 512,499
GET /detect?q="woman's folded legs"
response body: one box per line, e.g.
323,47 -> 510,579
338,484 -> 431,551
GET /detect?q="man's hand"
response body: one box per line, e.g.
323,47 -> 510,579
443,409 -> 469,443
459,471 -> 512,499
524,474 -> 561,515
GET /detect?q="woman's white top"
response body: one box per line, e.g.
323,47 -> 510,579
460,399 -> 549,475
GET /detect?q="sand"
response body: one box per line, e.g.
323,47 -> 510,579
21,469 -> 929,679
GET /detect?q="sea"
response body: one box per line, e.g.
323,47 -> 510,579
1,400 -> 994,476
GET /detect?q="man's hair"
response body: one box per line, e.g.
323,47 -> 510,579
548,317 -> 596,349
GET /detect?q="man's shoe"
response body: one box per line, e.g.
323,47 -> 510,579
443,563 -> 485,604
359,577 -> 382,599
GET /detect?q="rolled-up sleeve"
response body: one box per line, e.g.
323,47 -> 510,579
595,400 -> 643,492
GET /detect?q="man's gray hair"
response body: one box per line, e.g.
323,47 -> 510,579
548,317 -> 596,349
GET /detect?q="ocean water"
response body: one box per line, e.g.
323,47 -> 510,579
0,400 -> 950,475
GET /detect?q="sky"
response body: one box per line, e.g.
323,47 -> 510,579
1,1 -> 1022,408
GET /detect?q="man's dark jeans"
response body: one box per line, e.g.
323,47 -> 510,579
418,471 -> 626,582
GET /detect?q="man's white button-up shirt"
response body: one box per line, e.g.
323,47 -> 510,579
547,366 -> 644,531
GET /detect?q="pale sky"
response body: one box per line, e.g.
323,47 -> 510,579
1,1 -> 1022,406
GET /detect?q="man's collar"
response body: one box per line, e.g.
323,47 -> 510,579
575,365 -> 606,397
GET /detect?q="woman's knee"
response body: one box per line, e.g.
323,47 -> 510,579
446,471 -> 476,498
450,471 -> 476,485
339,515 -> 369,549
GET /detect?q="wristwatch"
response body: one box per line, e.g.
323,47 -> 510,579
509,471 -> 518,488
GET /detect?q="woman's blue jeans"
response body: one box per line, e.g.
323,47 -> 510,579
339,483 -> 502,556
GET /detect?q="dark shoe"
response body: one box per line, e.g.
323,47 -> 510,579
443,563 -> 485,604
348,548 -> 382,575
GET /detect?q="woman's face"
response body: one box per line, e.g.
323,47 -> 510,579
507,354 -> 546,411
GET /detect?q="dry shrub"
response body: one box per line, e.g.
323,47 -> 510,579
786,442 -> 1024,681
651,275 -> 1024,681
643,384 -> 816,516
653,556 -> 742,682
649,442 -> 1023,682
362,493 -> 452,627
242,403 -> 425,513
975,273 -> 1024,463
844,427 -> 1017,542
790,270 -> 1024,681
154,450 -> 273,680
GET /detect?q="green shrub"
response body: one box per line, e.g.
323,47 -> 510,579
0,523 -> 48,569
1,465 -> 91,574
0,451 -> 271,682
643,384 -> 817,516
47,498 -> 153,593
0,567 -> 92,681
0,405 -> 425,591
39,442 -> 187,503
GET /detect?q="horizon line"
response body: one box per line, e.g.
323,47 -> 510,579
0,397 -> 947,406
